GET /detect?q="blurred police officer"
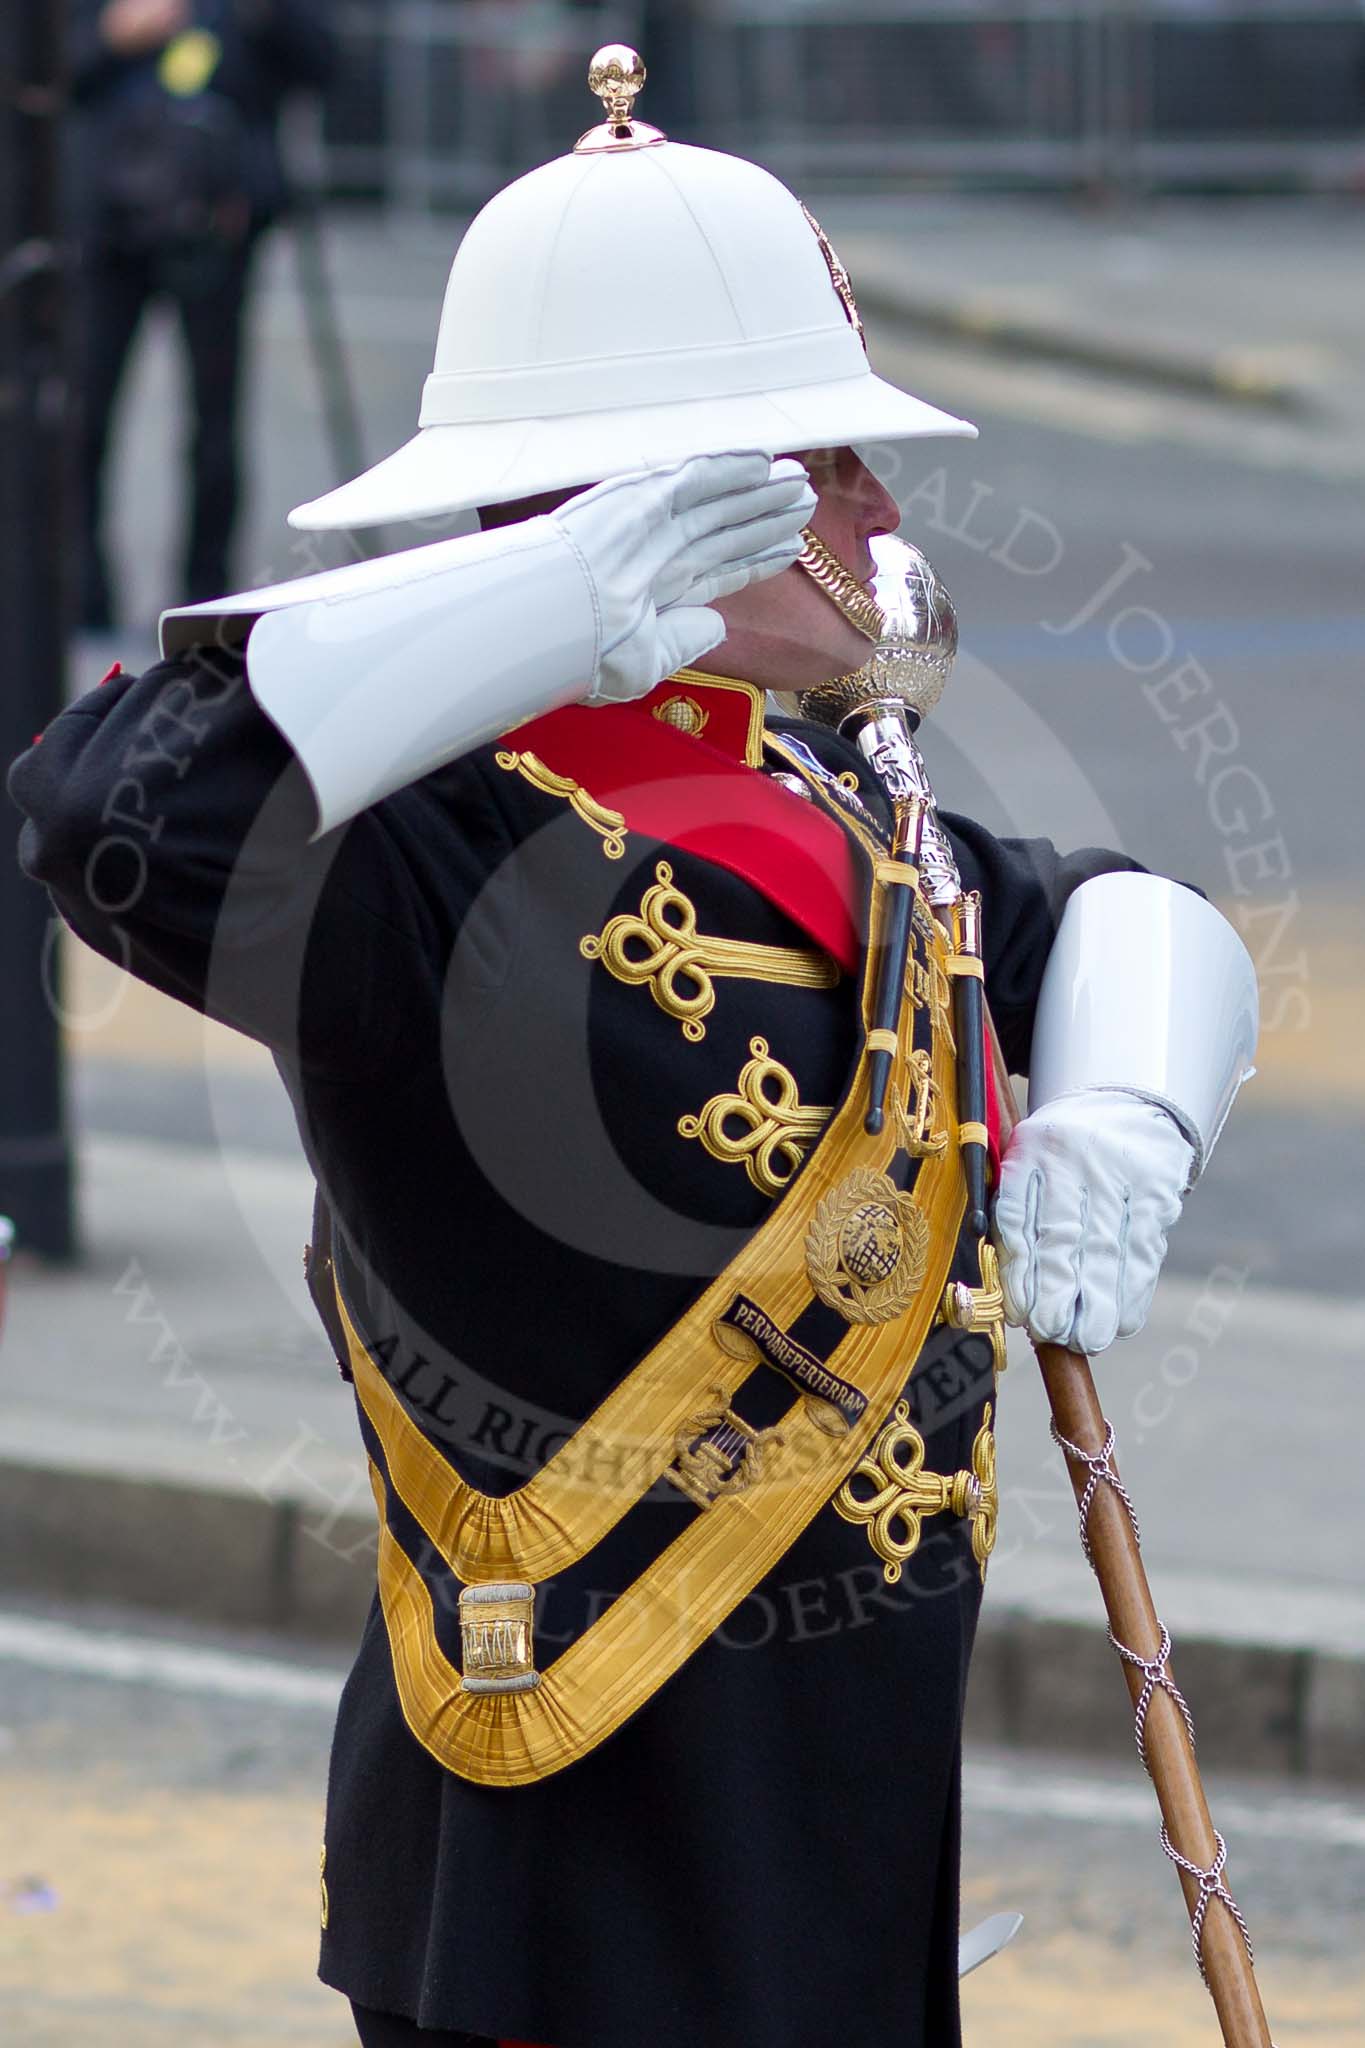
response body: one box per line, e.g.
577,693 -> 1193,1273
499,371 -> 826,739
71,0 -> 335,626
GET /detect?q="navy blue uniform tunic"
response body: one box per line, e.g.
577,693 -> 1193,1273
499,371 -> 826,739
9,649 -> 1140,2047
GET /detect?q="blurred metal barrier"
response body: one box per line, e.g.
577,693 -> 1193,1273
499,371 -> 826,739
320,1 -> 641,209
699,3 -> 1098,185
316,1 -> 1365,204
698,0 -> 1365,193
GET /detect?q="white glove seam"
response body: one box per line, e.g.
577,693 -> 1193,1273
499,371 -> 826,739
1022,1168 -> 1043,1318
1069,1180 -> 1090,1350
1100,1183 -> 1133,1353
551,520 -> 605,697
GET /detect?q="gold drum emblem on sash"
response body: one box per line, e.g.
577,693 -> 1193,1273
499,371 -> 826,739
459,1581 -> 540,1694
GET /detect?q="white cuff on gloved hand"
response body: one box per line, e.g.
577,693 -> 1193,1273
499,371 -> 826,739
992,1088 -> 1194,1356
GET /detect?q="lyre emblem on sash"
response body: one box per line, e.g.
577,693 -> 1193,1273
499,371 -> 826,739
665,1389 -> 785,1509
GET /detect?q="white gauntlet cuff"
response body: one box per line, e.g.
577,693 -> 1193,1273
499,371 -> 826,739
1028,873 -> 1258,1183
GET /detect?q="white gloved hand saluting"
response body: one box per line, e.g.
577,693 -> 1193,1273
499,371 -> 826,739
551,452 -> 816,704
992,1089 -> 1195,1356
220,449 -> 816,837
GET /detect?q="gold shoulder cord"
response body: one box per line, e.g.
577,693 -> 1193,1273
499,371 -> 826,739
495,749 -> 628,859
346,831 -> 968,1786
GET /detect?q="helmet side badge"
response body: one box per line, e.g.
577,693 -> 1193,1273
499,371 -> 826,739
799,203 -> 866,352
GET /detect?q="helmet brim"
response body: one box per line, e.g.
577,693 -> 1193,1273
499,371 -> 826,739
288,373 -> 976,532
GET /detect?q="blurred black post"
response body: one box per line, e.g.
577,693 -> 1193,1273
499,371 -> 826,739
0,0 -> 75,1258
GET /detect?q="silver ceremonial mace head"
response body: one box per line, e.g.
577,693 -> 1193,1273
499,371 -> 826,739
795,533 -> 963,904
797,534 -> 958,735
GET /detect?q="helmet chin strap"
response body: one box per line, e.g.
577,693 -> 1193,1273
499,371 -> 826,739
795,529 -> 884,645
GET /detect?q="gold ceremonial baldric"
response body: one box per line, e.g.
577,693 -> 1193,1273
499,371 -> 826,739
343,791 -> 980,1785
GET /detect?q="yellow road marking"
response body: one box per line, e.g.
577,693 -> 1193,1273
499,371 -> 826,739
1215,892 -> 1362,1108
962,1882 -> 1361,2044
60,932 -> 275,1076
0,1768 -> 348,2046
57,885 -> 1365,1114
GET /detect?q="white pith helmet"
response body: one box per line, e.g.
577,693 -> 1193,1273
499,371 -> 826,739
289,46 -> 976,533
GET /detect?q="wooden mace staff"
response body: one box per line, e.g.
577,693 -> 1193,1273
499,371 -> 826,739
991,1050 -> 1275,2047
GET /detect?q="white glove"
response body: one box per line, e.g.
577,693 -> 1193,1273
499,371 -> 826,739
552,451 -> 815,704
992,1089 -> 1194,1355
230,450 -> 814,836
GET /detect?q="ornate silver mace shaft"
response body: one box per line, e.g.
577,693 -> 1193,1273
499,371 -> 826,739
795,533 -> 989,1235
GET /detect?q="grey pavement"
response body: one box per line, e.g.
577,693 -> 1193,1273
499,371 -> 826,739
17,194 -> 1364,1781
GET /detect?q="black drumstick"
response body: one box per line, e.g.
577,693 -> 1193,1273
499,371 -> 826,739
865,800 -> 922,1136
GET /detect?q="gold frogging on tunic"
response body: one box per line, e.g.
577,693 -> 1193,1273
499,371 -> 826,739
942,1239 -> 1009,1377
459,1581 -> 540,1694
582,861 -> 838,1042
339,768 -> 969,1786
805,1166 -> 929,1324
834,1399 -> 998,1584
679,1036 -> 831,1196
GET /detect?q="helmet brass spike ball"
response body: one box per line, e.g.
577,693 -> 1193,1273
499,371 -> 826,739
576,44 -> 666,153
